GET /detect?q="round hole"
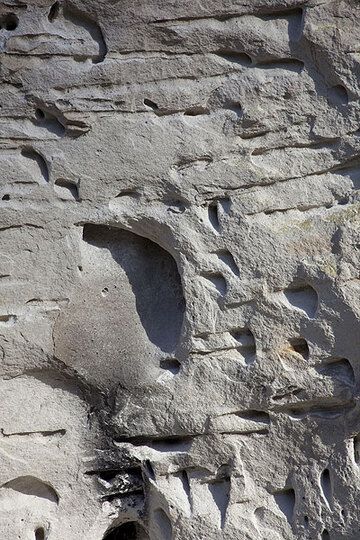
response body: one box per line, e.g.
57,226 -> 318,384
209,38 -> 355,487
2,194 -> 10,201
4,13 -> 18,31
101,287 -> 109,297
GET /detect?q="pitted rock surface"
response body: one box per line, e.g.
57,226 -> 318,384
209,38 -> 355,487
0,1 -> 360,539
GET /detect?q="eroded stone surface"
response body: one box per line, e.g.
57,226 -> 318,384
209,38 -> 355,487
0,0 -> 360,539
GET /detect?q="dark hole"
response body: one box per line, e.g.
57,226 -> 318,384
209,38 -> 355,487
160,357 -> 181,375
144,459 -> 155,480
3,13 -> 18,31
35,527 -> 45,540
48,1 -> 60,22
55,178 -> 79,200
328,84 -> 348,106
35,108 -> 46,121
208,202 -> 220,232
289,337 -> 309,359
143,99 -> 159,111
184,106 -> 209,116
2,194 -> 10,201
103,521 -> 147,540
98,469 -> 119,481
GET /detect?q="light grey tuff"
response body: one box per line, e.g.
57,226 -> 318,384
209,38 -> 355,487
0,1 -> 359,539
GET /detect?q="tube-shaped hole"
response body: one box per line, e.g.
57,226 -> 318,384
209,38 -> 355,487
35,527 -> 45,540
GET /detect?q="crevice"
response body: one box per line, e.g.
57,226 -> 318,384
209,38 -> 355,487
184,106 -> 210,116
212,409 -> 270,435
255,58 -> 304,72
275,400 -> 355,419
353,434 -> 360,464
240,130 -> 270,140
144,98 -> 159,111
115,433 -> 196,449
216,50 -> 253,66
150,13 -> 242,24
208,202 -> 220,232
320,468 -> 332,509
232,410 -> 270,423
1,428 -> 66,438
114,189 -> 140,199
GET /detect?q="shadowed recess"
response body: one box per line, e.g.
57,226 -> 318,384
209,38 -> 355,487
21,148 -> 49,183
208,477 -> 230,529
35,527 -> 45,540
316,358 -> 354,386
103,521 -> 149,539
153,509 -> 172,540
289,337 -> 309,359
320,468 -> 332,509
327,84 -> 348,106
63,3 -> 107,63
282,283 -> 318,317
354,434 -> 360,464
54,178 -> 79,200
33,108 -> 66,137
1,476 -> 59,504
83,225 -> 185,353
274,488 -> 295,523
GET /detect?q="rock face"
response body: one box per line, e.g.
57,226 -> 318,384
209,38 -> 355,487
0,0 -> 359,538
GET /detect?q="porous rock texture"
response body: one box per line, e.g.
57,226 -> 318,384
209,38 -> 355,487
0,0 -> 360,538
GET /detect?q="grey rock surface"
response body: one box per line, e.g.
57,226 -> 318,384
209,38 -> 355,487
0,0 -> 359,538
